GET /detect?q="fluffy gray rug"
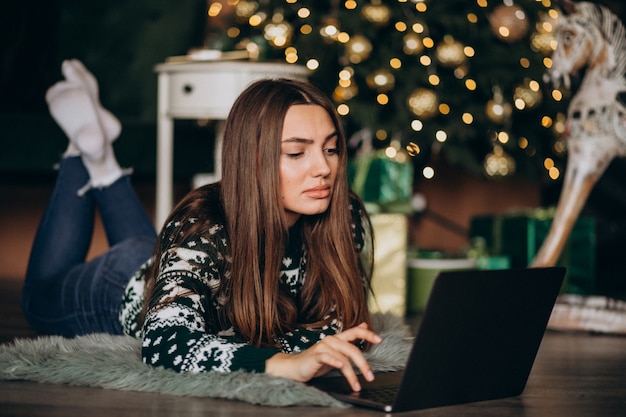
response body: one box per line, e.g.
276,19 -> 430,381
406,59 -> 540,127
0,313 -> 412,407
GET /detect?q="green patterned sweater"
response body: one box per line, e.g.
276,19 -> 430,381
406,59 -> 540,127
118,190 -> 367,374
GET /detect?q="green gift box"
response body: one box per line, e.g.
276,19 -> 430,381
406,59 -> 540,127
469,208 -> 596,295
348,150 -> 413,214
406,251 -> 477,314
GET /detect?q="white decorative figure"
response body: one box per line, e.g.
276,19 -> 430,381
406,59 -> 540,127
532,0 -> 626,267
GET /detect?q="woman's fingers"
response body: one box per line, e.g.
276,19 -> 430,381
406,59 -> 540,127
320,323 -> 382,389
336,322 -> 382,345
266,323 -> 383,391
316,349 -> 362,391
325,336 -> 372,381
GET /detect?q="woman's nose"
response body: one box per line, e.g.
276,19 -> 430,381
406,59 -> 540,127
311,150 -> 331,177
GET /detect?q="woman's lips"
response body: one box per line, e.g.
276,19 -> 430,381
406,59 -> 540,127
303,186 -> 331,199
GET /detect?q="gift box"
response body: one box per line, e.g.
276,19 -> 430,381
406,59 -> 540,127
406,251 -> 477,314
367,213 -> 409,316
465,236 -> 511,270
348,150 -> 413,214
469,208 -> 596,295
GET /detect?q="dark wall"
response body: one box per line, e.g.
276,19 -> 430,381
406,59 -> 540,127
1,0 -> 210,180
1,0 -> 61,114
2,0 -> 205,121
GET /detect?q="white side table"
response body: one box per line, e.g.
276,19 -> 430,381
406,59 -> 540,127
154,61 -> 309,227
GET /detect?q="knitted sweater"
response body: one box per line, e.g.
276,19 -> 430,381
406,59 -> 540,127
119,187 -> 367,374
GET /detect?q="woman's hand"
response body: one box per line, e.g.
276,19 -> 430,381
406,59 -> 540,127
265,322 -> 382,392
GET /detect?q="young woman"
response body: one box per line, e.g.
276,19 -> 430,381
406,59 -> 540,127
22,60 -> 380,391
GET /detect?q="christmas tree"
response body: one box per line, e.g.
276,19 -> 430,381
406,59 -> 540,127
206,0 -> 567,181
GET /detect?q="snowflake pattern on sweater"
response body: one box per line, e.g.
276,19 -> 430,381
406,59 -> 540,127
119,197 -> 367,374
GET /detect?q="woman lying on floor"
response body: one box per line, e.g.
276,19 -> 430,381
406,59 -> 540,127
22,60 -> 381,392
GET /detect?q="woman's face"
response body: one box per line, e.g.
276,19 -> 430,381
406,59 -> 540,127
279,104 -> 339,226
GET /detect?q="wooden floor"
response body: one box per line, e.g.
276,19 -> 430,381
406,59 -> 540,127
1,278 -> 625,417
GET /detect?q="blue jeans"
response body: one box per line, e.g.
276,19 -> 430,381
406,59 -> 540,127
22,157 -> 157,337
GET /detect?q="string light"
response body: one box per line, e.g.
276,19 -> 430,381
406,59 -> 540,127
406,142 -> 421,156
337,104 -> 350,115
306,59 -> 319,70
208,2 -> 222,17
549,166 -> 560,180
462,113 -> 474,124
344,1 -> 357,10
465,79 -> 477,91
411,120 -> 424,131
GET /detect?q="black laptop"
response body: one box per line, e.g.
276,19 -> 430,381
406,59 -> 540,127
309,267 -> 565,413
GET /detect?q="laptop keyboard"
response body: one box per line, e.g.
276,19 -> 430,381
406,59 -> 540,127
358,384 -> 398,404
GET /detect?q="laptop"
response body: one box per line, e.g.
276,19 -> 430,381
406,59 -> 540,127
309,266 -> 565,413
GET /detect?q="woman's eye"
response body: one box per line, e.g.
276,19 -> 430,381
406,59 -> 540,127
324,147 -> 339,155
287,152 -> 304,159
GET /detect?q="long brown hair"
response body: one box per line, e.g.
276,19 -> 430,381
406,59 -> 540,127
144,78 -> 373,347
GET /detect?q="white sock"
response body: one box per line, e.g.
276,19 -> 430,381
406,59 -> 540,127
84,144 -> 124,189
46,80 -> 122,188
46,81 -> 106,160
62,59 -> 122,143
